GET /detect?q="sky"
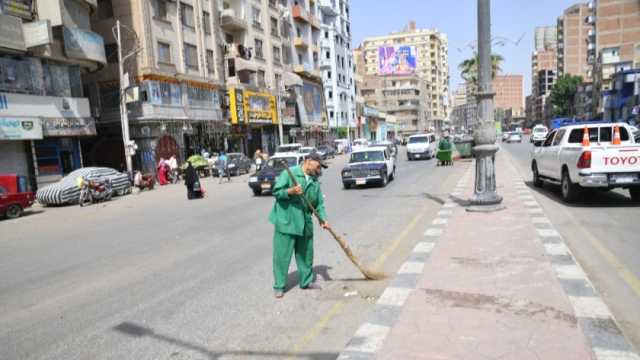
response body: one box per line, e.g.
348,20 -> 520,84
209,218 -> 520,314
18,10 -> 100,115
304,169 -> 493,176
350,0 -> 581,96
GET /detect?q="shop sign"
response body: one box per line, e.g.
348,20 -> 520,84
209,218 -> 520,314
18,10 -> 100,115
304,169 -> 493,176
0,93 -> 91,118
0,0 -> 32,19
22,20 -> 52,48
62,27 -> 106,65
0,117 -> 42,140
243,90 -> 277,124
363,105 -> 380,118
42,117 -> 96,137
0,14 -> 26,51
282,96 -> 298,125
228,88 -> 245,125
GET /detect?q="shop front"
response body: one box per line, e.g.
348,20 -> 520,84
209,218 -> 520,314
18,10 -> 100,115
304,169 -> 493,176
0,116 -> 42,189
227,87 -> 279,155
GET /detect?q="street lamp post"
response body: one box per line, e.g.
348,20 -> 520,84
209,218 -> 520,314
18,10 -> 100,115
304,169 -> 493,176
471,0 -> 503,206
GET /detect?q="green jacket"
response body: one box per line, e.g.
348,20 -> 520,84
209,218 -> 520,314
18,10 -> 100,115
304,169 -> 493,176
268,166 -> 327,236
438,138 -> 452,151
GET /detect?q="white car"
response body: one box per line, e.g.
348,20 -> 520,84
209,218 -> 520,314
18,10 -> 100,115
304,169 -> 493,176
298,146 -> 317,157
341,146 -> 395,188
406,133 -> 437,160
352,138 -> 369,150
531,122 -> 640,202
531,125 -> 549,143
505,132 -> 522,143
501,131 -> 512,142
275,143 -> 303,155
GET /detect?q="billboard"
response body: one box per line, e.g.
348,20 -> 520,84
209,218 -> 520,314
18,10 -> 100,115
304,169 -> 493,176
302,81 -> 324,125
243,90 -> 277,124
378,45 -> 417,75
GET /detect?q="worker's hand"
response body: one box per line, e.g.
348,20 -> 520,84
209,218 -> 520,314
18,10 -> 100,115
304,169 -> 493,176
321,222 -> 331,230
288,184 -> 303,196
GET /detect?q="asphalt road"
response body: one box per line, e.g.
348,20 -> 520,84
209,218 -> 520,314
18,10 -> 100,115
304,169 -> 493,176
0,149 -> 468,360
501,137 -> 640,350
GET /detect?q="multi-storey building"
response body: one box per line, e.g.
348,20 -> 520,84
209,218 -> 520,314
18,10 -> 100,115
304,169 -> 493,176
492,74 -> 524,116
531,49 -> 557,124
535,26 -> 558,51
318,0 -> 356,137
588,0 -> 640,115
557,3 -> 592,80
360,21 -> 450,131
0,0 -> 106,188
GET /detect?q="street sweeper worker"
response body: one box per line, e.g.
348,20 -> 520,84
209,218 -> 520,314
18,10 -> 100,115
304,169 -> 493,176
269,152 -> 331,298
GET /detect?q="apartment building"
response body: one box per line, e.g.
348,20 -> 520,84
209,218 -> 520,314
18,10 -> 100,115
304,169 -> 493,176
0,0 -> 106,188
318,0 -> 356,136
557,3 -> 592,80
492,74 -> 524,116
535,26 -> 558,51
360,21 -> 450,131
531,49 -> 557,124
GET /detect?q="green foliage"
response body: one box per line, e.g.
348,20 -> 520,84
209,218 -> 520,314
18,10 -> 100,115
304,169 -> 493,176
458,52 -> 504,90
336,127 -> 348,138
549,74 -> 583,117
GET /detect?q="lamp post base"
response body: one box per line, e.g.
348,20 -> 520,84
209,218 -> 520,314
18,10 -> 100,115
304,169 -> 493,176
470,143 -> 503,206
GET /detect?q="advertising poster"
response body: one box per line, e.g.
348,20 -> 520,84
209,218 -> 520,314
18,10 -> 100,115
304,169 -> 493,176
302,81 -> 323,125
0,117 -> 42,140
378,45 -> 417,75
243,91 -> 277,124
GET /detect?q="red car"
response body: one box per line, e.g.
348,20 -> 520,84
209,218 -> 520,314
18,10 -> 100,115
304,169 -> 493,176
0,174 -> 35,219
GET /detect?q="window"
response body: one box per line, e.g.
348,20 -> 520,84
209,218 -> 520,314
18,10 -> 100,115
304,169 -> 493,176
330,111 -> 334,118
104,43 -> 118,63
98,0 -> 114,19
203,12 -> 211,34
206,49 -> 215,73
184,43 -> 198,70
273,46 -> 281,63
282,47 -> 291,64
158,42 -> 171,63
181,3 -> 195,28
552,129 -> 565,146
252,7 -> 262,29
275,73 -> 282,90
271,17 -> 279,37
254,38 -> 264,59
329,91 -> 333,99
325,51 -> 330,59
542,131 -> 556,147
155,0 -> 167,19
327,71 -> 331,79
257,70 -> 266,87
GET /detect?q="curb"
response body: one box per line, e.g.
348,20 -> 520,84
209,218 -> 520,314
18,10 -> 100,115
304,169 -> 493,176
337,165 -> 474,359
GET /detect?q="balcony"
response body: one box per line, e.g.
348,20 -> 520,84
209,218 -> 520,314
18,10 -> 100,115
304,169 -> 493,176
294,37 -> 309,49
293,64 -> 321,79
319,0 -> 338,16
588,28 -> 595,38
292,5 -> 310,23
319,58 -> 332,69
220,9 -> 247,32
585,15 -> 595,24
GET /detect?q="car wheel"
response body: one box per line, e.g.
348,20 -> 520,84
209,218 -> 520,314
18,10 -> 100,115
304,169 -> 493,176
5,204 -> 23,219
561,169 -> 580,203
381,173 -> 388,187
343,182 -> 351,190
389,167 -> 395,180
253,188 -> 262,196
629,188 -> 640,202
532,162 -> 543,188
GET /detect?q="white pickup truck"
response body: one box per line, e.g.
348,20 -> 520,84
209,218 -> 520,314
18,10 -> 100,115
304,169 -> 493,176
531,122 -> 640,203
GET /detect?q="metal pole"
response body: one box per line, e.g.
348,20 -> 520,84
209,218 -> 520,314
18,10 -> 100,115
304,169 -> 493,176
470,0 -> 502,206
116,20 -> 133,175
277,92 -> 285,146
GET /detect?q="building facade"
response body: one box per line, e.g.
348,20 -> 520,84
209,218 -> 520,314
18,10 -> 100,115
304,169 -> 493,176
0,0 -> 106,189
531,49 -> 557,125
491,74 -> 524,116
360,21 -> 450,130
535,26 -> 558,51
318,0 -> 356,137
557,3 -> 592,80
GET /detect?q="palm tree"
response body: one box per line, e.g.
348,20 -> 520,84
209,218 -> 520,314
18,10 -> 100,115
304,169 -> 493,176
458,52 -> 504,92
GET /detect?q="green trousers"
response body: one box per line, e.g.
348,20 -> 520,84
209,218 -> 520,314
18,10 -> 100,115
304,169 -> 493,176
273,229 -> 314,290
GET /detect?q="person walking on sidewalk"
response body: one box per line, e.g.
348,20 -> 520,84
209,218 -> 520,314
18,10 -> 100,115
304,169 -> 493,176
269,152 -> 331,298
184,161 -> 200,199
217,151 -> 231,184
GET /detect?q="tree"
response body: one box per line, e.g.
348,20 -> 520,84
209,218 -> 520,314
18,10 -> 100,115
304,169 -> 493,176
549,74 -> 583,117
458,52 -> 504,91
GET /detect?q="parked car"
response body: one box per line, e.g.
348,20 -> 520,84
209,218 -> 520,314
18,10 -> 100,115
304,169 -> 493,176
333,139 -> 350,154
36,167 -> 131,206
275,143 -> 303,155
212,153 -> 252,176
531,122 -> 640,202
531,125 -> 549,143
505,132 -> 523,143
501,131 -> 512,142
248,153 -> 306,196
406,133 -> 437,160
0,174 -> 35,219
372,140 -> 398,158
352,138 -> 369,150
341,146 -> 395,189
298,146 -> 317,158
317,144 -> 336,159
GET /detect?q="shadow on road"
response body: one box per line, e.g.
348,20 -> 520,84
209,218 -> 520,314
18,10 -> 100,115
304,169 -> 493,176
113,321 -> 338,359
285,265 -> 333,292
524,181 -> 640,208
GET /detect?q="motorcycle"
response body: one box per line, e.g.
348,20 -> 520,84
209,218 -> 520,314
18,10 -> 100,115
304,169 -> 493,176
78,178 -> 113,207
134,171 -> 155,192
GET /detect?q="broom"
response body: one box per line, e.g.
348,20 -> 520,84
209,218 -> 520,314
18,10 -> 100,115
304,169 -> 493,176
280,161 -> 384,280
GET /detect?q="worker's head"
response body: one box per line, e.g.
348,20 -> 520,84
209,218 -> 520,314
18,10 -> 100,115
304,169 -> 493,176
303,152 -> 328,177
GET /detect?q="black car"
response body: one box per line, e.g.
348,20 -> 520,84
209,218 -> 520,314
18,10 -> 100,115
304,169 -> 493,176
212,153 -> 252,176
248,154 -> 306,196
317,144 -> 336,159
341,148 -> 395,189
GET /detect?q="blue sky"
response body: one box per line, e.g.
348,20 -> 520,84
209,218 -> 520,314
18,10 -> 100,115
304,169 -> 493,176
351,0 -> 581,96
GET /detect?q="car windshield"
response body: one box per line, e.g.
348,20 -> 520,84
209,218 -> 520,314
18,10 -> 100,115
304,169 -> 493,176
268,157 -> 297,168
350,151 -> 385,163
228,154 -> 241,161
409,136 -> 428,144
299,147 -> 313,152
277,145 -> 299,152
534,128 -> 547,133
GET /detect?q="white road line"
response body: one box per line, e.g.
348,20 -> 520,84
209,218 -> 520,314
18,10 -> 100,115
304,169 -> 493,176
569,296 -> 612,319
377,287 -> 414,307
531,217 -> 551,225
443,202 -> 458,208
432,218 -> 448,225
537,228 -> 560,237
437,209 -> 453,216
544,243 -> 569,256
342,323 -> 390,354
593,348 -> 640,360
523,200 -> 539,207
554,264 -> 588,280
424,228 -> 443,237
413,241 -> 435,254
398,261 -> 425,274
527,207 -> 544,214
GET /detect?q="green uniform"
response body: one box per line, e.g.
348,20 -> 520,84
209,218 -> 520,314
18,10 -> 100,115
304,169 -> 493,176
269,166 -> 327,290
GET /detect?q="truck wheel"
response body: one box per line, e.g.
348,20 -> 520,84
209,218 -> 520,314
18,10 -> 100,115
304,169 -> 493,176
532,163 -> 543,188
630,188 -> 640,202
5,204 -> 23,219
561,170 -> 580,203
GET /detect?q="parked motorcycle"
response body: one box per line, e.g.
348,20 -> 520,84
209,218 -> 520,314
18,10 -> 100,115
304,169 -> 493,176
134,171 -> 155,192
78,178 -> 113,207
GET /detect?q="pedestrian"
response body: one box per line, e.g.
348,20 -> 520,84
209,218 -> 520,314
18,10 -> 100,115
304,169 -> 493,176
184,161 -> 199,199
269,152 -> 331,298
254,149 -> 265,171
217,151 -> 230,183
157,158 -> 168,185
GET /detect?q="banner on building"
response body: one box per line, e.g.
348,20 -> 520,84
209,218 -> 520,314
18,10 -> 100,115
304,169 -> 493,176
42,117 -> 96,137
62,27 -> 106,65
378,45 -> 417,75
0,0 -> 32,19
0,117 -> 42,140
228,88 -> 245,125
243,90 -> 277,124
282,94 -> 298,125
301,81 -> 324,126
0,93 -> 91,118
0,14 -> 26,51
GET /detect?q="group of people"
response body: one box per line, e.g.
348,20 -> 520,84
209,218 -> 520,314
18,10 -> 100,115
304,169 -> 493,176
156,156 -> 178,185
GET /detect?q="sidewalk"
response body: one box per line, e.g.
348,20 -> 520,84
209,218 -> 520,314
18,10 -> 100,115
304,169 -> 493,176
339,152 -> 639,360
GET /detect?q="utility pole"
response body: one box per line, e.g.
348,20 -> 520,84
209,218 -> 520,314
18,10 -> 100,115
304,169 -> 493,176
115,20 -> 133,175
471,0 -> 503,206
277,90 -> 285,146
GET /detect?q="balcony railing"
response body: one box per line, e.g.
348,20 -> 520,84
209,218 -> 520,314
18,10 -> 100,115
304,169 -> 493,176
220,9 -> 247,32
294,37 -> 309,48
